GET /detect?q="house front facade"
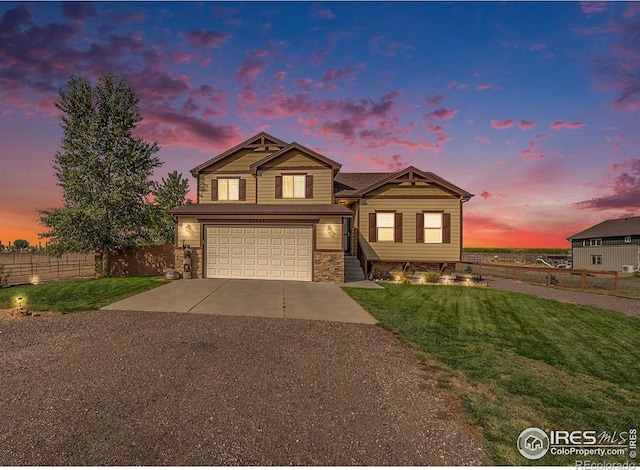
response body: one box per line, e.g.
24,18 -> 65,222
168,132 -> 473,283
568,216 -> 640,273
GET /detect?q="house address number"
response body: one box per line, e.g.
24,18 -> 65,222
249,219 -> 266,223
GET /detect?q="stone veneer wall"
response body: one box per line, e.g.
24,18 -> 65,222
370,261 -> 455,278
314,251 -> 344,283
175,247 -> 201,279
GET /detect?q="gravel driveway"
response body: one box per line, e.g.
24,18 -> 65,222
0,310 -> 492,466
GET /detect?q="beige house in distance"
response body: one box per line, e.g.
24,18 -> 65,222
568,216 -> 640,272
168,132 -> 473,283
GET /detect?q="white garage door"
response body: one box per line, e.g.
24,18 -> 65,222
205,225 -> 313,281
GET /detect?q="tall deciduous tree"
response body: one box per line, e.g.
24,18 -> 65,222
38,73 -> 161,277
148,171 -> 191,244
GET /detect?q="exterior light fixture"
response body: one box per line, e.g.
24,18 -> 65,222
327,225 -> 336,238
16,297 -> 23,308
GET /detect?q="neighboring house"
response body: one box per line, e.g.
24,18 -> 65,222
168,132 -> 473,283
567,215 -> 640,272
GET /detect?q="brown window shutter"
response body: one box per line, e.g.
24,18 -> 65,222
211,179 -> 218,201
239,179 -> 246,201
306,174 -> 313,198
275,175 -> 282,199
369,213 -> 377,242
443,213 -> 451,244
394,213 -> 403,242
416,213 -> 424,243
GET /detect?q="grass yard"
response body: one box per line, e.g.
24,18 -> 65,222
0,277 -> 169,313
344,283 -> 640,465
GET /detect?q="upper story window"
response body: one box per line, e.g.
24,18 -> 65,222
211,177 -> 246,201
275,174 -> 313,199
590,238 -> 602,246
218,178 -> 240,201
283,174 -> 306,198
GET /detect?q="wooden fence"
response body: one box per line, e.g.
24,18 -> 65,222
459,262 -> 619,290
0,245 -> 175,286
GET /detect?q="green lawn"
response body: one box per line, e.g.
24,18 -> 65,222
344,283 -> 640,465
0,277 -> 169,313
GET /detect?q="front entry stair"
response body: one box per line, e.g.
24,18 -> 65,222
344,255 -> 365,282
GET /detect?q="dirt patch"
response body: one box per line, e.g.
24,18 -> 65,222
0,308 -> 62,320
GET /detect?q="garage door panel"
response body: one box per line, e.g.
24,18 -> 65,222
206,225 -> 312,281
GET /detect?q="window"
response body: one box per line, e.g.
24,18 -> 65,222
218,178 -> 239,201
376,212 -> 395,242
416,212 -> 450,244
423,213 -> 443,243
591,255 -> 602,265
590,238 -> 602,246
283,175 -> 306,198
625,236 -> 632,244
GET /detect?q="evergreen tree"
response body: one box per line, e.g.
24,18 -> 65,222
38,73 -> 161,277
148,171 -> 191,244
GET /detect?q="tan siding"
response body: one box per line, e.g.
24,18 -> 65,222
260,149 -> 327,170
258,168 -> 334,204
366,182 -> 458,197
572,245 -> 639,272
199,174 -> 257,204
358,198 -> 462,261
199,149 -> 274,173
176,216 -> 201,248
316,217 -> 342,251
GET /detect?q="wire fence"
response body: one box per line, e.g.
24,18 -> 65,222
0,253 -> 95,286
458,262 -> 619,290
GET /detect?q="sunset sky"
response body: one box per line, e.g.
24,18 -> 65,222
1,1 -> 639,248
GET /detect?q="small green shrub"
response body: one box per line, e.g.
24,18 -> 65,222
464,265 -> 474,274
422,271 -> 440,283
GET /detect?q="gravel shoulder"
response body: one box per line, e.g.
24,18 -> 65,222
488,278 -> 640,317
0,310 -> 492,466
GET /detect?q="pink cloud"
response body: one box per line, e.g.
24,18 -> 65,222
519,120 -> 536,130
624,3 -> 640,18
313,7 -> 336,19
424,107 -> 459,121
321,62 -> 366,83
575,158 -> 640,210
491,119 -> 515,130
425,94 -> 445,107
581,1 -> 607,14
475,135 -> 491,145
184,29 -> 230,48
520,140 -> 545,161
235,50 -> 270,81
477,82 -> 493,91
529,43 -> 547,51
549,120 -> 584,130
368,154 -> 410,172
479,191 -> 506,200
447,80 -> 469,89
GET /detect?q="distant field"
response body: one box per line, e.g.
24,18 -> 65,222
464,247 -> 569,254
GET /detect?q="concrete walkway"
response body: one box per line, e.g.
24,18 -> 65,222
102,279 -> 377,324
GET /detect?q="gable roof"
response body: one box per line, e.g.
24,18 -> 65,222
334,166 -> 473,200
567,215 -> 640,240
249,142 -> 342,174
190,132 -> 288,177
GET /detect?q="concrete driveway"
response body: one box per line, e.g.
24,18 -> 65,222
102,279 -> 377,324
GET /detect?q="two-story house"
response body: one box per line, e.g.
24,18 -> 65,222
168,132 -> 473,283
567,215 -> 640,272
